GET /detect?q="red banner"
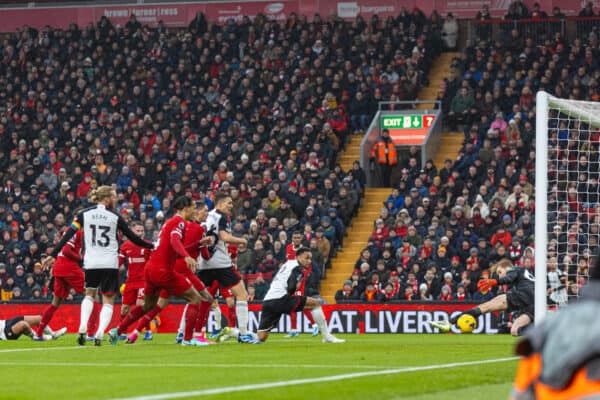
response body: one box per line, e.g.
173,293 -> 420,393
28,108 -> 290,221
0,0 -> 592,32
0,302 -> 500,334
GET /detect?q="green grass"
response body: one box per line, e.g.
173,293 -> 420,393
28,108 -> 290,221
0,334 -> 519,400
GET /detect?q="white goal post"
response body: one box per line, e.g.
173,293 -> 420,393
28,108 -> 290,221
535,91 -> 600,323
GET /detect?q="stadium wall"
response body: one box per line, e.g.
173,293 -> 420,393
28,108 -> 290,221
0,303 -> 500,334
0,0 -> 589,32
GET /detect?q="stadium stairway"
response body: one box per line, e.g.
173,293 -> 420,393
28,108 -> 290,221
321,52 -> 463,304
322,187 -> 391,303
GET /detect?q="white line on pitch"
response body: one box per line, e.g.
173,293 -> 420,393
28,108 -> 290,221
0,346 -> 88,354
111,357 -> 520,400
0,361 -> 385,369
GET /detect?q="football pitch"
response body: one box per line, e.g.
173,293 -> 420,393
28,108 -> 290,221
0,334 -> 518,400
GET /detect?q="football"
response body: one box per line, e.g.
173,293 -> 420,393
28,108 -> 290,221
457,314 -> 477,333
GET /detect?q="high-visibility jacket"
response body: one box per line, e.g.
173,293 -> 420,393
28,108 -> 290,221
370,139 -> 398,165
510,284 -> 600,400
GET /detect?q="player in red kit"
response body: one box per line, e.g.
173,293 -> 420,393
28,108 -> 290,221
109,196 -> 213,347
286,231 -> 319,337
130,201 -> 213,345
34,229 -> 85,340
118,221 -> 153,340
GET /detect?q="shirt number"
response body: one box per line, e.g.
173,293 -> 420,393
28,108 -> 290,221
90,224 -> 111,247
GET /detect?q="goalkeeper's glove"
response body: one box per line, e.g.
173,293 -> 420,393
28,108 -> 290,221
477,278 -> 498,292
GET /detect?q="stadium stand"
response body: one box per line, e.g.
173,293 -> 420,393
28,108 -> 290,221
337,3 -> 600,303
0,11 -> 440,301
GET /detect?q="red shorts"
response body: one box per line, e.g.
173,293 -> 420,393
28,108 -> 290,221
122,283 -> 145,306
145,267 -> 193,299
159,267 -> 206,299
53,272 -> 84,299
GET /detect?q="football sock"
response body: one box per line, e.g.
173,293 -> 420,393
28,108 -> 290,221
310,307 -> 330,336
305,310 -> 316,325
184,303 -> 200,341
213,304 -> 222,330
117,305 -> 145,335
450,307 -> 482,324
236,301 -> 248,335
227,305 -> 237,328
290,311 -> 298,331
195,301 -> 211,333
37,304 -> 58,337
178,304 -> 188,334
95,303 -> 114,340
78,296 -> 94,334
134,304 -> 162,333
87,301 -> 101,337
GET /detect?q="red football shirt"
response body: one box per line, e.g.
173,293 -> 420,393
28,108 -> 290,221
146,215 -> 186,272
286,243 -> 302,260
173,221 -> 207,272
53,230 -> 83,277
120,240 -> 151,287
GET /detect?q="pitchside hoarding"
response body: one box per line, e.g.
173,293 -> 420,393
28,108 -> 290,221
0,303 -> 500,334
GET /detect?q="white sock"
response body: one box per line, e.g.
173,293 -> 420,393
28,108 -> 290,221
236,301 -> 248,335
95,303 -> 114,340
213,306 -> 222,330
178,304 -> 188,334
311,307 -> 331,337
78,296 -> 94,334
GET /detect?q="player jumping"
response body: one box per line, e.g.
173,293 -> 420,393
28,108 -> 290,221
257,247 -> 345,343
430,258 -> 534,336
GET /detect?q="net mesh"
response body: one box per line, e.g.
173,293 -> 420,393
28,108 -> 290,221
546,97 -> 600,306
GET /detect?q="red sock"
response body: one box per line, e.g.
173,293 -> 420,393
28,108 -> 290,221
117,305 -> 145,335
36,304 -> 58,337
227,305 -> 237,328
87,302 -> 101,337
195,301 -> 211,333
290,311 -> 298,331
134,305 -> 162,333
184,304 -> 200,341
304,310 -> 316,325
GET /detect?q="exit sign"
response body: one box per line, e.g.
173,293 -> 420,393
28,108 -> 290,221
380,114 -> 436,145
382,115 -> 435,129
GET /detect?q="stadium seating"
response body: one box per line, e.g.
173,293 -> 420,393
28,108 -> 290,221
0,11 -> 438,301
339,5 -> 600,303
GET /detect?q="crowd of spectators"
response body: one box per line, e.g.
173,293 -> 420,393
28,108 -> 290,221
338,2 -> 600,304
0,10 -> 440,301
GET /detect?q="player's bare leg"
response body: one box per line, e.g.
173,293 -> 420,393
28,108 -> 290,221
510,313 -> 532,337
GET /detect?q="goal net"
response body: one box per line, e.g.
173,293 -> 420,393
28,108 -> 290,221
535,91 -> 600,322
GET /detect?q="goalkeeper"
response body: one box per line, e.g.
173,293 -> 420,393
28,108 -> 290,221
430,258 -> 535,336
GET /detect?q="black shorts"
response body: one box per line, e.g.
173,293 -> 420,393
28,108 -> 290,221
4,316 -> 25,340
258,295 -> 307,332
198,267 -> 241,290
506,288 -> 534,320
85,268 -> 119,295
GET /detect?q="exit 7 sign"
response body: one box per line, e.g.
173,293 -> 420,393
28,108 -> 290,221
380,114 -> 436,145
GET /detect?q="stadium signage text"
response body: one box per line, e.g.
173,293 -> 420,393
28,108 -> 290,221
380,114 -> 435,145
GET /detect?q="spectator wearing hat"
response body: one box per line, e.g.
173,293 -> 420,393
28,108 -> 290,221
360,283 -> 380,302
491,224 -> 513,248
39,164 -> 58,192
76,172 -> 93,199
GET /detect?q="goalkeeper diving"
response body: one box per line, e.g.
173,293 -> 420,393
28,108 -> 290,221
430,258 -> 534,336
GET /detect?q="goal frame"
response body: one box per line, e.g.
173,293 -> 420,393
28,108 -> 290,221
535,91 -> 600,323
